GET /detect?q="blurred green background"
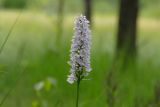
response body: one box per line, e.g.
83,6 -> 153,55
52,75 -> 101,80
0,0 -> 160,107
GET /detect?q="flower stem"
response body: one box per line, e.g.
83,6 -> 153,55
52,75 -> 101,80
76,78 -> 80,107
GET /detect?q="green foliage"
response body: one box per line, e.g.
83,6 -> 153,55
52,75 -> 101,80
32,77 -> 57,107
0,11 -> 160,107
2,0 -> 28,9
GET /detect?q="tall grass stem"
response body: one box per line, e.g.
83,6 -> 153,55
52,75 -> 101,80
0,10 -> 22,54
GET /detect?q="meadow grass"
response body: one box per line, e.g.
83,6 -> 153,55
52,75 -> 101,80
0,10 -> 160,107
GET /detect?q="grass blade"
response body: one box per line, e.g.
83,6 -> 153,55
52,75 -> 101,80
0,10 -> 22,54
0,43 -> 26,107
0,11 -> 23,106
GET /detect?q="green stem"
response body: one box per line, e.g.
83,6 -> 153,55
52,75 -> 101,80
76,78 -> 80,107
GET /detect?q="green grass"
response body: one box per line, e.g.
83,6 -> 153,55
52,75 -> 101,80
0,10 -> 160,107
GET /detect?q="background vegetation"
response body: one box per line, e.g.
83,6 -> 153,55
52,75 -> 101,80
0,0 -> 160,107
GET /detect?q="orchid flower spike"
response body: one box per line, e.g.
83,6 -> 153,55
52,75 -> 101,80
67,15 -> 92,84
